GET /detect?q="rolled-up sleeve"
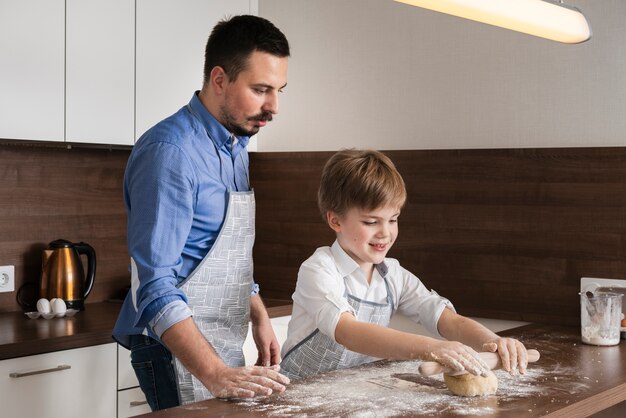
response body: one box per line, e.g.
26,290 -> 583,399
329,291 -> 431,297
149,299 -> 193,337
292,254 -> 356,341
126,140 -> 196,336
394,265 -> 455,338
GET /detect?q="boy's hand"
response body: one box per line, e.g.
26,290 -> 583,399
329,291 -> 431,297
426,341 -> 491,376
482,337 -> 528,375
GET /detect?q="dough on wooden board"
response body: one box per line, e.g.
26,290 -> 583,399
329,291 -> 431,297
443,370 -> 498,397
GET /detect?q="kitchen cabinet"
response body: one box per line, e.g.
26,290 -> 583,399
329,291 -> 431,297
0,0 -> 133,145
0,343 -> 117,418
66,0 -> 135,145
0,0 -> 65,141
1,0 -> 257,145
135,0 -> 253,138
118,345 -> 151,417
118,387 -> 151,418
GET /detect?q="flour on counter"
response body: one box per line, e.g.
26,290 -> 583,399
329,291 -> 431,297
235,359 -> 588,417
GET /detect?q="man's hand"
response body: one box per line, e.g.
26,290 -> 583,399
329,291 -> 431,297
207,364 -> 290,398
249,294 -> 281,366
252,318 -> 281,366
162,317 -> 290,399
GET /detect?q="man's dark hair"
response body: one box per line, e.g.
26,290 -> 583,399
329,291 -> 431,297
204,15 -> 290,84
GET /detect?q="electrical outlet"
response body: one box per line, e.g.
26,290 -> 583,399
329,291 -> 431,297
0,265 -> 15,293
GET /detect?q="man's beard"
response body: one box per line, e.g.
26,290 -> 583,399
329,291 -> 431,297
220,108 -> 273,137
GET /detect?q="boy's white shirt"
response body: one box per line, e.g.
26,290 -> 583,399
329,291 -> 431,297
281,240 -> 454,357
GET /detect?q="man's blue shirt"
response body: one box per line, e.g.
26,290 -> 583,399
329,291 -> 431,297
113,92 -> 257,348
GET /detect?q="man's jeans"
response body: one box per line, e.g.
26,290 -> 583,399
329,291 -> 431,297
129,334 -> 179,411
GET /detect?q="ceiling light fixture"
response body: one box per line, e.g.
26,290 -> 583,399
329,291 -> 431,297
394,0 -> 591,44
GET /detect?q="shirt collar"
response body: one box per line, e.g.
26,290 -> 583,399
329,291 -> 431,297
330,240 -> 388,278
189,91 -> 250,153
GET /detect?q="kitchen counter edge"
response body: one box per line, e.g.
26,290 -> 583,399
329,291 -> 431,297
0,302 -> 292,361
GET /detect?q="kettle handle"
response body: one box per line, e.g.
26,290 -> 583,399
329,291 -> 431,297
74,242 -> 96,298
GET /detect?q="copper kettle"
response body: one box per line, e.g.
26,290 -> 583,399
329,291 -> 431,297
40,239 -> 96,310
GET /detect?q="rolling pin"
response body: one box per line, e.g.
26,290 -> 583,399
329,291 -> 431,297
418,349 -> 540,376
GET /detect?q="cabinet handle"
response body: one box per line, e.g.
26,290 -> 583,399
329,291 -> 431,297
130,400 -> 148,407
9,364 -> 71,378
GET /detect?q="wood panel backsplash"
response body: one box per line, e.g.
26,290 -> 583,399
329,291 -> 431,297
0,141 -> 131,312
251,148 -> 626,327
3,142 -> 626,327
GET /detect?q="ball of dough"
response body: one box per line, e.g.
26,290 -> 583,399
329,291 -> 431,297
443,370 -> 498,397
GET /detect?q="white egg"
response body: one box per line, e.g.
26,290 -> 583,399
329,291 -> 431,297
36,298 -> 51,314
51,298 -> 67,317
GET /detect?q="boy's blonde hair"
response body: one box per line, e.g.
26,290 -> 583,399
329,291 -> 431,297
318,149 -> 407,218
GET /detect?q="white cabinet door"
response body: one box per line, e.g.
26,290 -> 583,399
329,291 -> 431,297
118,345 -> 150,417
66,0 -> 135,145
0,0 -> 64,141
0,343 -> 117,418
135,0 -> 253,139
118,386 -> 151,417
118,344 -> 140,390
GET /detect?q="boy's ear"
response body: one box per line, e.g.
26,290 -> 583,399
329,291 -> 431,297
326,211 -> 342,233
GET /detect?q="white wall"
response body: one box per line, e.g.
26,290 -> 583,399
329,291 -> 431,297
257,0 -> 626,151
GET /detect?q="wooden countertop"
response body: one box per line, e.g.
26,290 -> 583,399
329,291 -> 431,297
0,302 -> 292,361
138,324 -> 626,418
0,301 -> 121,360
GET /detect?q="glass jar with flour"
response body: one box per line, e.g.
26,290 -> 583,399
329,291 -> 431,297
580,292 -> 623,346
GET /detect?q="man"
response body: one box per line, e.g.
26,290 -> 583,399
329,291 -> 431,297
113,15 -> 290,410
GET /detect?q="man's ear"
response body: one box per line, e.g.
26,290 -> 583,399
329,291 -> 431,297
209,66 -> 228,94
326,211 -> 342,233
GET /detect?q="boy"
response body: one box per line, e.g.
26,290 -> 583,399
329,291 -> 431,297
280,149 -> 528,380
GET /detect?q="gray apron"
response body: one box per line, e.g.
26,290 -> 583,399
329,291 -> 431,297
173,190 -> 255,404
280,269 -> 394,380
174,104 -> 254,404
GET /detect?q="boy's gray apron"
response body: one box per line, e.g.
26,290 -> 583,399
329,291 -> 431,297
173,190 -> 254,404
280,271 -> 394,380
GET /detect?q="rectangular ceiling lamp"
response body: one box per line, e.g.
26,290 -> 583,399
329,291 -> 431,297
394,0 -> 591,44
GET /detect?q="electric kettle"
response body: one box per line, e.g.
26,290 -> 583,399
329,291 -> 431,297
40,239 -> 96,310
